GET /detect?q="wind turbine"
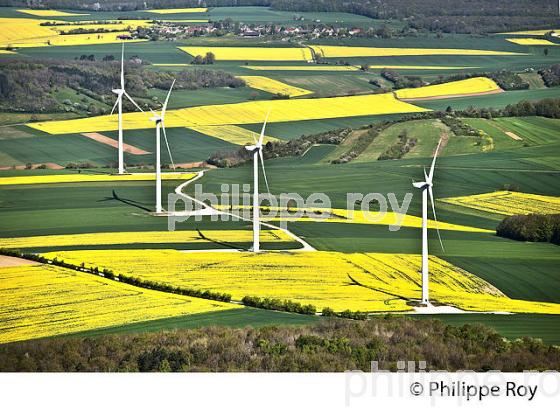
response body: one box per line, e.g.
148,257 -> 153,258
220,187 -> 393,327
150,80 -> 176,214
111,43 -> 144,175
412,138 -> 444,305
244,110 -> 271,253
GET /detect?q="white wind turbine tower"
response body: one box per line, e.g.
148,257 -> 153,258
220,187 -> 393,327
150,80 -> 176,214
111,43 -> 145,175
412,138 -> 444,305
244,110 -> 271,253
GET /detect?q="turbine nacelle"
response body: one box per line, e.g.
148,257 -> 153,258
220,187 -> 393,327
112,88 -> 124,95
245,144 -> 260,152
412,181 -> 429,189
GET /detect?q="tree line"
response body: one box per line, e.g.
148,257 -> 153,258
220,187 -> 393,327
0,316 -> 558,371
208,128 -> 349,167
0,59 -> 244,113
497,214 -> 560,245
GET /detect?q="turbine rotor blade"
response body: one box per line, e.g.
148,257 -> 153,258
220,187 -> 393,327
161,124 -> 176,171
110,96 -> 120,116
120,43 -> 125,89
258,109 -> 270,146
123,90 -> 144,113
429,138 -> 443,182
161,79 -> 175,119
258,149 -> 270,196
428,186 -> 444,252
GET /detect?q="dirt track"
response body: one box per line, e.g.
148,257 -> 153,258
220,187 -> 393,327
82,132 -> 150,155
0,255 -> 39,267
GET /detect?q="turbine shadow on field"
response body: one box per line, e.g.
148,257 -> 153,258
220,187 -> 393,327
98,189 -> 152,212
196,228 -> 248,251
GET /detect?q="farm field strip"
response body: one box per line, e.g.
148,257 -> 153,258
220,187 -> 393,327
506,38 -> 559,46
27,93 -> 429,134
0,17 -> 147,48
179,46 -> 314,61
309,45 -> 525,58
366,65 -> 479,70
242,65 -> 361,71
42,249 -> 560,314
142,8 -> 208,14
242,65 -> 477,71
16,9 -> 89,17
0,263 -> 238,344
13,31 -> 146,48
440,191 -> 560,216
499,29 -> 560,35
81,132 -> 150,154
46,20 -> 154,32
216,205 -> 493,233
238,76 -> 313,97
0,172 -> 196,186
188,124 -> 280,145
395,77 -> 502,100
0,230 -> 295,249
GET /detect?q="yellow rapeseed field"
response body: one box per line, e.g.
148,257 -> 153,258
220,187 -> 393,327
16,9 -> 89,17
440,191 -> 560,216
42,249 -> 410,312
49,20 -> 154,33
0,172 -> 196,186
188,124 -> 280,145
35,31 -> 146,47
0,18 -> 57,47
506,38 -> 559,46
0,17 -> 146,48
395,77 -> 501,100
310,45 -> 524,58
238,76 -> 313,97
0,229 -> 294,250
143,8 -> 208,14
0,263 -> 238,344
217,205 -> 493,233
499,29 -> 559,35
43,249 -> 560,314
28,93 -> 428,134
243,65 -> 360,71
179,46 -> 314,61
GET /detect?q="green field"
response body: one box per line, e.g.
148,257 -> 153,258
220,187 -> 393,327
415,314 -> 560,345
59,307 -> 319,340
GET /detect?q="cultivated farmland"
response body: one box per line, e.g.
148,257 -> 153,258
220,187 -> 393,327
239,76 -> 313,97
179,46 -> 314,61
42,249 -> 560,314
0,263 -> 238,344
395,77 -> 502,100
440,191 -> 560,216
1,3 -> 560,351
